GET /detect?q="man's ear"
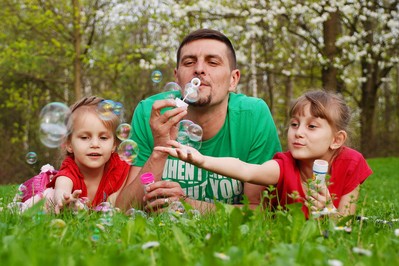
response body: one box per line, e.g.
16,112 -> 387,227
330,130 -> 347,150
229,69 -> 240,92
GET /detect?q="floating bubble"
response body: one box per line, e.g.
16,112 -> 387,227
163,82 -> 182,100
113,102 -> 124,117
178,120 -> 194,132
39,102 -> 70,148
176,119 -> 202,150
151,70 -> 163,83
97,100 -> 115,121
116,123 -> 131,141
117,139 -> 139,165
164,82 -> 181,92
187,124 -> 203,142
25,152 -> 38,164
177,131 -> 189,144
126,208 -> 148,219
186,140 -> 202,150
183,83 -> 200,103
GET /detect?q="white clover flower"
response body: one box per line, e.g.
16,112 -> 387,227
394,228 -> 399,237
142,241 -> 160,250
352,247 -> 372,257
328,259 -> 343,266
214,252 -> 230,261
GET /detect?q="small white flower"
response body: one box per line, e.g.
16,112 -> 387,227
328,259 -> 343,266
214,252 -> 230,261
334,226 -> 352,233
352,247 -> 372,257
142,241 -> 160,250
394,228 -> 399,237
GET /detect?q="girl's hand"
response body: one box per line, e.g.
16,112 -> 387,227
53,189 -> 82,214
154,140 -> 205,167
305,184 -> 335,213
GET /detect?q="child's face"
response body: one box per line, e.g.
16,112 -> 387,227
66,111 -> 116,172
287,103 -> 335,161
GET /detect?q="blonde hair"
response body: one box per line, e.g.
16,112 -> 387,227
64,96 -> 121,157
290,90 -> 351,134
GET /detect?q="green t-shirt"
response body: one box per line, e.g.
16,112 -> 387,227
130,91 -> 281,204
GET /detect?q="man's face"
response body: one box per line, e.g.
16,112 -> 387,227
174,39 -> 239,107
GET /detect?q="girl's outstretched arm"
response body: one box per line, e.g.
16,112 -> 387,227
154,140 -> 280,186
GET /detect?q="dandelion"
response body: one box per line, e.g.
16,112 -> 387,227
214,252 -> 230,261
142,241 -> 160,250
352,247 -> 372,257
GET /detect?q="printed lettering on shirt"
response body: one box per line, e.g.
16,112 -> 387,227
162,158 -> 244,204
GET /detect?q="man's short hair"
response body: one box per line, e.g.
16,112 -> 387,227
176,29 -> 237,70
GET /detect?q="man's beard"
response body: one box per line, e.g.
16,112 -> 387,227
188,94 -> 211,107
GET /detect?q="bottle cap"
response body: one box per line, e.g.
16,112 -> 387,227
140,172 -> 155,184
313,159 -> 328,173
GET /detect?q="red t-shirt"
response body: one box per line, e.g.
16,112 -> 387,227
272,147 -> 372,217
47,153 -> 129,207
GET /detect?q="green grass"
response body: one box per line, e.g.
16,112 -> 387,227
1,157 -> 398,265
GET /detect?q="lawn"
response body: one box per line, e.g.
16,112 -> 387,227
0,157 -> 398,265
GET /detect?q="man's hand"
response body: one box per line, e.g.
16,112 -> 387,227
143,180 -> 186,212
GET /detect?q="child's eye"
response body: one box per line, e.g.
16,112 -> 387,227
290,122 -> 298,128
80,136 -> 89,140
308,124 -> 317,129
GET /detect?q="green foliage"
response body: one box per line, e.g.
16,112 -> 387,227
0,158 -> 399,265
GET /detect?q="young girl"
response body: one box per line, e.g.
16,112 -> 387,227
20,96 -> 130,213
155,90 -> 372,218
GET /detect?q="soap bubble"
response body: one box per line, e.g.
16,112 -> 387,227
178,120 -> 194,132
117,139 -> 139,165
25,152 -> 38,164
151,70 -> 163,83
163,82 -> 182,99
191,77 -> 201,87
187,124 -> 203,142
183,83 -> 200,103
113,102 -> 124,117
176,120 -> 202,150
176,131 -> 189,145
97,100 -> 115,121
116,123 -> 131,141
164,82 -> 181,92
39,102 -> 70,148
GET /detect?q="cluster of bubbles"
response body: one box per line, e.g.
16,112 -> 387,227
96,99 -> 124,121
95,100 -> 139,165
177,120 -> 203,150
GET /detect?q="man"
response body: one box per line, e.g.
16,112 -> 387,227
116,29 -> 281,212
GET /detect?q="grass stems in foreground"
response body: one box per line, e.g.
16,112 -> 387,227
0,157 -> 398,265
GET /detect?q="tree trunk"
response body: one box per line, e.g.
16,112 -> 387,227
359,61 -> 378,157
72,0 -> 82,100
322,11 -> 340,92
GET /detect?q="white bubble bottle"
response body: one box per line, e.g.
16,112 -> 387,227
140,172 -> 155,193
312,159 -> 329,185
